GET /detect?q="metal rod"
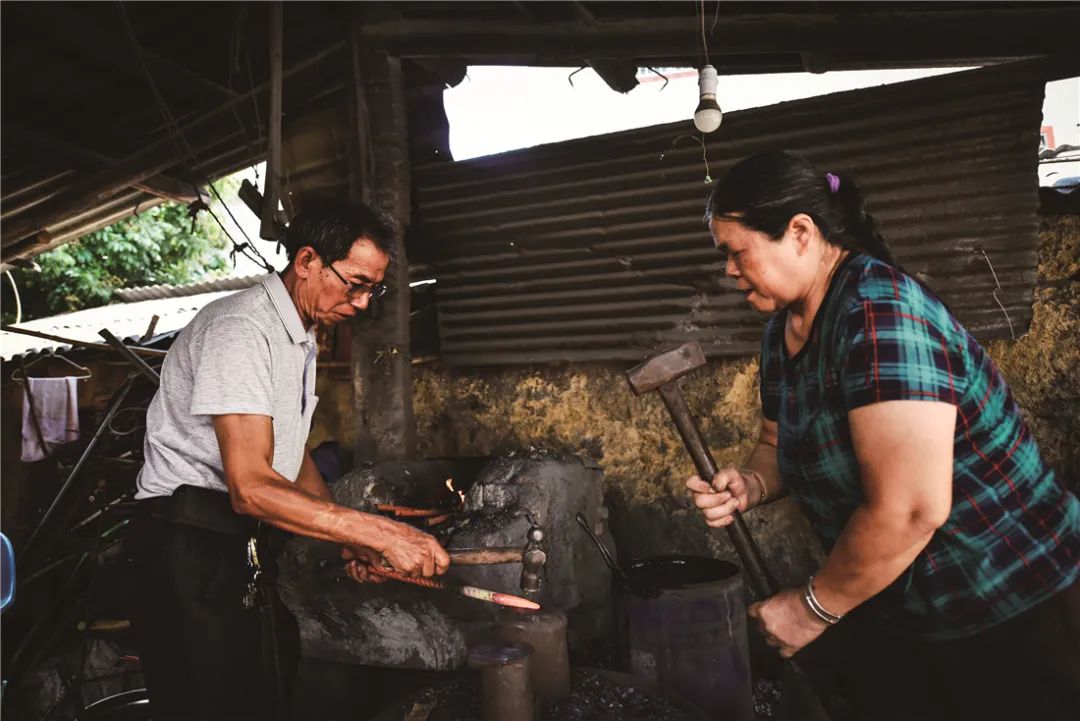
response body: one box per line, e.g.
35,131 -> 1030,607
2,324 -> 167,358
98,329 -> 161,386
575,512 -> 628,582
361,565 -> 541,610
375,504 -> 443,517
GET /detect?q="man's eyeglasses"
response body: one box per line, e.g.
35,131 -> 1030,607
322,258 -> 388,300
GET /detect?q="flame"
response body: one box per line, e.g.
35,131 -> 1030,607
446,477 -> 465,505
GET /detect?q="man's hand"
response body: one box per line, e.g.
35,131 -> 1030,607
373,522 -> 450,578
341,546 -> 389,584
748,588 -> 830,658
687,468 -> 759,527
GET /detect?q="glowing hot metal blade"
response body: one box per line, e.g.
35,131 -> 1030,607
458,585 -> 541,610
358,564 -> 542,610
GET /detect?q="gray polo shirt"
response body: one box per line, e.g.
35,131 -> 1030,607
136,273 -> 319,499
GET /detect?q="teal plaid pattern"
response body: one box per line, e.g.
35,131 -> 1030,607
760,254 -> 1080,640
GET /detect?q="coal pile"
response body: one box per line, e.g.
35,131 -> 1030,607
389,668 -> 706,721
752,678 -> 782,719
545,669 -> 705,721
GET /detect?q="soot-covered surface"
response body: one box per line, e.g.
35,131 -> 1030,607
379,668 -> 707,721
277,453 -> 614,668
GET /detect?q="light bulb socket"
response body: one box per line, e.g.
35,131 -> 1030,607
698,65 -> 718,96
694,65 -> 722,133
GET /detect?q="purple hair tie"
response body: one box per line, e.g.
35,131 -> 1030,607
825,172 -> 840,193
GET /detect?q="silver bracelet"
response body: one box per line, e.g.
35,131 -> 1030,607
739,468 -> 767,506
804,575 -> 843,625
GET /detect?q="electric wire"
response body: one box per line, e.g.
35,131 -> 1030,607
4,269 -> 22,324
118,1 -> 274,272
700,0 -> 710,66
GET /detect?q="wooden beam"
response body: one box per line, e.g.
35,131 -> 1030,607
47,2 -> 240,101
0,41 -> 346,255
357,9 -> 1080,63
261,1 -> 285,241
5,127 -> 206,204
238,179 -> 287,236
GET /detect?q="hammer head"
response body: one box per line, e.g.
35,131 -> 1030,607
519,526 -> 547,594
625,341 -> 707,395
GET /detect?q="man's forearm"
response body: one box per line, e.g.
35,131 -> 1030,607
810,504 -> 937,617
230,470 -> 397,552
295,451 -> 334,502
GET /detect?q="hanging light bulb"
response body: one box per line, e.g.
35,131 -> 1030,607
693,64 -> 722,134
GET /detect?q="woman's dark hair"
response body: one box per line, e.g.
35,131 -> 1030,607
283,196 -> 397,263
705,150 -> 895,265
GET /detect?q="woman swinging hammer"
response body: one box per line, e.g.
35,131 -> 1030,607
687,150 -> 1080,721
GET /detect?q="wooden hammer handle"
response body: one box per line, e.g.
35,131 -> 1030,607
449,547 -> 523,565
657,383 -> 777,599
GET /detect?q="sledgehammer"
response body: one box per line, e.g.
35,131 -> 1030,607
626,341 -> 830,721
626,341 -> 775,598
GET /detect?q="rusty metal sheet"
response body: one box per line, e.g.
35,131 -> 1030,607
413,64 -> 1046,366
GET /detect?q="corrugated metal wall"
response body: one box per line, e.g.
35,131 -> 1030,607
413,64 -> 1046,367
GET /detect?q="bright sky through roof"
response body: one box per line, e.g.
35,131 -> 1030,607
444,66 -> 972,161
221,69 -> 1077,279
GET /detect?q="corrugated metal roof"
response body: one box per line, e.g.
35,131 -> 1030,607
0,288 -> 244,362
114,274 -> 265,303
414,64 -> 1046,366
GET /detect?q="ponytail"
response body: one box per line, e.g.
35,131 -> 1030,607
827,172 -> 896,266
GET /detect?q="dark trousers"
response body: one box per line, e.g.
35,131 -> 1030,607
127,507 -> 299,721
798,579 -> 1080,721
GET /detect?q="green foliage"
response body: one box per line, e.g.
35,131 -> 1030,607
3,200 -> 231,323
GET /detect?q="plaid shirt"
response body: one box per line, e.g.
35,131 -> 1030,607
761,253 -> 1080,640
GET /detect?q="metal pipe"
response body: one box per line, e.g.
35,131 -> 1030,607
98,329 -> 161,386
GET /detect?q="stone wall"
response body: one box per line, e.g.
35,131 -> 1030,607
987,214 -> 1080,489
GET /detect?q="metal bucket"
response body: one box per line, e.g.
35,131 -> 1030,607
616,555 -> 754,721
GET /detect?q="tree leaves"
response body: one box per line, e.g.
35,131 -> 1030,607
2,200 -> 230,323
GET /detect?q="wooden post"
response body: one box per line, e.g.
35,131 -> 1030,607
261,1 -> 284,240
350,45 -> 415,461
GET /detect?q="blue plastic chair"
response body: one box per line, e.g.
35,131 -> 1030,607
1,532 -> 14,613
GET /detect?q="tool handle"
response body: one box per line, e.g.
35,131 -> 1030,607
375,504 -> 445,518
575,513 -> 627,581
657,383 -> 831,718
449,548 -> 524,565
658,383 -> 777,599
367,564 -> 443,589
